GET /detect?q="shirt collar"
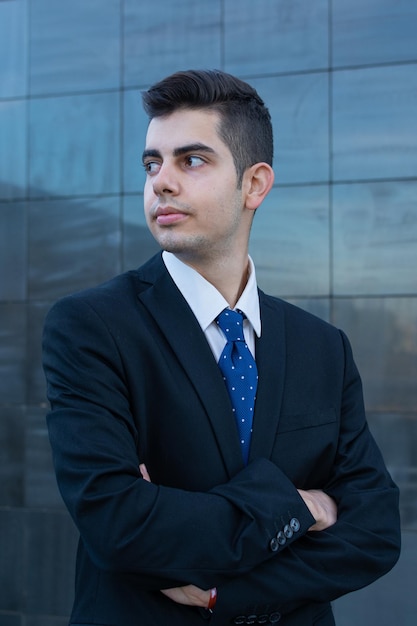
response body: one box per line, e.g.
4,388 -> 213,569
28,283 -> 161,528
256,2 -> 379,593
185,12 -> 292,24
162,251 -> 261,337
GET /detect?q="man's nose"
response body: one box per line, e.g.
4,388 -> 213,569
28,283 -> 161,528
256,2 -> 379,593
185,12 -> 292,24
152,163 -> 179,196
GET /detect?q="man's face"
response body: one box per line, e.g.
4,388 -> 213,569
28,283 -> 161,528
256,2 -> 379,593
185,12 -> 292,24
142,108 -> 250,266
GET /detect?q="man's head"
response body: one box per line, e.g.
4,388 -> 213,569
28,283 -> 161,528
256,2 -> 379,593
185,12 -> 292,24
142,69 -> 273,187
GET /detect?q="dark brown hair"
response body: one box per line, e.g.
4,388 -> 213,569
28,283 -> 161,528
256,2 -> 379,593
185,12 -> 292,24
142,69 -> 273,186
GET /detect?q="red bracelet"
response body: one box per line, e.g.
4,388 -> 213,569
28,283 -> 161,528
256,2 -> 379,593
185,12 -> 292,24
207,587 -> 217,611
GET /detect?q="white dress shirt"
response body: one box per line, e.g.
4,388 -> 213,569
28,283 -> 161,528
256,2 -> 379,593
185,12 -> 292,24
162,251 -> 261,362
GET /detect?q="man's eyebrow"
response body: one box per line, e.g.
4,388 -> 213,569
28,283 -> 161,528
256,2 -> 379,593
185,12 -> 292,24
173,143 -> 216,157
142,149 -> 161,163
142,143 -> 216,163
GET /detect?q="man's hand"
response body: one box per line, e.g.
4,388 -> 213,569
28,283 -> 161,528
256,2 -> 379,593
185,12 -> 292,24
139,463 -> 151,482
161,585 -> 211,608
297,489 -> 337,531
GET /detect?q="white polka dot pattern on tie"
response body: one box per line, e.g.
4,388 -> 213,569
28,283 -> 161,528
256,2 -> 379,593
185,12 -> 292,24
216,308 -> 258,464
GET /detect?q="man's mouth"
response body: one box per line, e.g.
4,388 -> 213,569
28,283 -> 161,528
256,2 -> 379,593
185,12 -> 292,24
155,206 -> 188,226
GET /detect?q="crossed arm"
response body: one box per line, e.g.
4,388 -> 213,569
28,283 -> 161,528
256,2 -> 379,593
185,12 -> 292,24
43,296 -> 400,619
139,463 -> 338,609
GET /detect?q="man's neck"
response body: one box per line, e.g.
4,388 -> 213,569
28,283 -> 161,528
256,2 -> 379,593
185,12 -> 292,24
173,252 -> 250,309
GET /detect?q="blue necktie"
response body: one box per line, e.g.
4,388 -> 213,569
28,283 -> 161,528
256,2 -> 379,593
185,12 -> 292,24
216,308 -> 258,464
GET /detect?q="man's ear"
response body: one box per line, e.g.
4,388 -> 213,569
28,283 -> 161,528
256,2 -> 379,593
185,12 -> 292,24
243,162 -> 275,211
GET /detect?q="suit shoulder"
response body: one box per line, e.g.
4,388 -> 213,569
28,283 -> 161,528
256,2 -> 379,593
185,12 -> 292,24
261,292 -> 341,339
260,293 -> 354,366
46,253 -> 164,320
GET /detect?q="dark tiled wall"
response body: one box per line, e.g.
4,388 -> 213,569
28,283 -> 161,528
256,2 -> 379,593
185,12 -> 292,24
0,1 -> 416,624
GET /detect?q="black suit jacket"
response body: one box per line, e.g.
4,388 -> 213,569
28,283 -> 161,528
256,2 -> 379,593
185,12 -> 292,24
43,253 -> 400,625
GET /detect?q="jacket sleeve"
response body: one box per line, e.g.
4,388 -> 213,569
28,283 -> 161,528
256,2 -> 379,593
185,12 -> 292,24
211,453 -> 399,623
42,294 -> 315,590
210,330 -> 401,623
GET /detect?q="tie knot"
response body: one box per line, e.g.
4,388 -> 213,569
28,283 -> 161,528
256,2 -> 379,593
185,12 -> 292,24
216,309 -> 245,342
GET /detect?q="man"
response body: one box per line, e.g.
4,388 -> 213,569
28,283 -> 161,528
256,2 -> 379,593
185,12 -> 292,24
43,69 -> 400,625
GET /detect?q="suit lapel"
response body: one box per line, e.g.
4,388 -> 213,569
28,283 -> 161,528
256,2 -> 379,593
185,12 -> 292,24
249,291 -> 286,462
136,256 -> 244,477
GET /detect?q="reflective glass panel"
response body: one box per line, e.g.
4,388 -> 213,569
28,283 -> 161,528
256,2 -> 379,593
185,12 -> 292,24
333,297 -> 417,412
225,0 -> 328,75
0,202 -> 27,301
251,74 -> 329,184
333,0 -> 417,67
367,412 -> 417,530
0,303 -> 26,405
333,181 -> 417,296
250,185 -> 330,297
123,89 -> 149,194
333,64 -> 417,181
28,196 -> 121,299
0,407 -> 24,506
0,100 -> 27,199
123,0 -> 221,87
0,0 -> 28,98
29,92 -> 120,197
29,0 -> 120,94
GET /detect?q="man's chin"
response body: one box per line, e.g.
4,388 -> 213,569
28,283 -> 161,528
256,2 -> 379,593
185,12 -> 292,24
157,235 -> 207,256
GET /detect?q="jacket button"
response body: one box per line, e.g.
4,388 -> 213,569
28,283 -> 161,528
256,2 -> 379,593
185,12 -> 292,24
283,524 -> 293,539
276,531 -> 286,545
233,617 -> 246,625
290,517 -> 300,532
269,612 -> 282,623
269,537 -> 279,552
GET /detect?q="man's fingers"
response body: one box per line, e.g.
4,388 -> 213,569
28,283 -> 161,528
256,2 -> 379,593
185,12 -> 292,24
139,463 -> 151,482
298,489 -> 337,531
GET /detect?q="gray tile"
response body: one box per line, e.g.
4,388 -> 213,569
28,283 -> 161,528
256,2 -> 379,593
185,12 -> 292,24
29,0 -> 121,95
0,509 -> 25,611
251,73 -> 329,184
332,298 -> 417,413
28,196 -> 121,299
0,407 -> 25,507
332,0 -> 417,67
333,530 -> 417,626
123,0 -> 222,87
25,510 -> 78,615
367,412 -> 417,531
225,0 -> 328,75
0,202 -> 27,301
0,303 -> 26,405
122,195 -> 161,271
366,413 -> 417,472
25,406 -> 64,509
250,185 -> 330,297
0,100 -> 27,200
396,481 -> 417,532
333,181 -> 417,296
27,302 -> 50,405
123,89 -> 149,194
0,0 -> 28,98
29,92 -> 120,198
332,64 -> 417,181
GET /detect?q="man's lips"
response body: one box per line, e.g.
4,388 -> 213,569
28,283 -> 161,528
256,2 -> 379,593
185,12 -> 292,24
155,206 -> 188,226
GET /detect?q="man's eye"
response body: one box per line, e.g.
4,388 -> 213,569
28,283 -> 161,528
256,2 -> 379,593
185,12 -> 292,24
144,161 -> 160,174
186,155 -> 204,167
